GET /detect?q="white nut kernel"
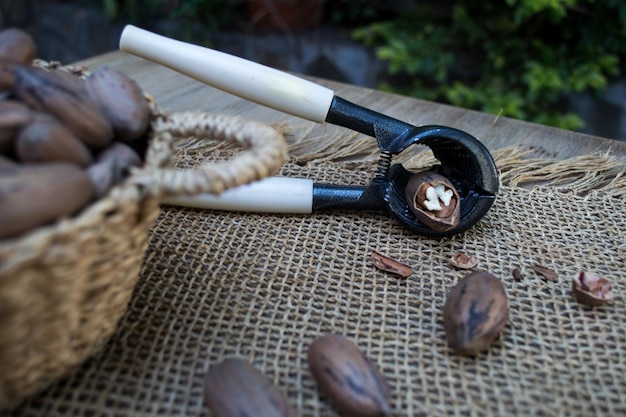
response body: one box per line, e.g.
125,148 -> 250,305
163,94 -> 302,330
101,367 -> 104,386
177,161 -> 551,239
434,183 -> 453,206
423,186 -> 443,211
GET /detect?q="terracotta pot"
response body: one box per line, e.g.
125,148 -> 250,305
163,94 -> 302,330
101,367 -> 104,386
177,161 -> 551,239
247,0 -> 324,31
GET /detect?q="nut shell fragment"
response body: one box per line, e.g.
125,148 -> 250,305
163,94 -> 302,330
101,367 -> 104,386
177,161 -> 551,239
449,252 -> 478,269
530,264 -> 558,281
572,271 -> 613,307
371,250 -> 412,277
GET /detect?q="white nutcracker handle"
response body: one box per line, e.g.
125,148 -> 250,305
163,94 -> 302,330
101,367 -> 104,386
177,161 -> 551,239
119,25 -> 335,122
161,177 -> 314,214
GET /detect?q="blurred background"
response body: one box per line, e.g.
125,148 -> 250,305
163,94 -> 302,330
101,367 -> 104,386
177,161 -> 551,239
4,0 -> 626,142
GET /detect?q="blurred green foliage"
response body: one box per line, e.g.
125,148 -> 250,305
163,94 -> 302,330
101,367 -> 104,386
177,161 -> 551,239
101,0 -> 241,30
353,0 -> 626,130
324,0 -> 380,25
100,0 -> 243,43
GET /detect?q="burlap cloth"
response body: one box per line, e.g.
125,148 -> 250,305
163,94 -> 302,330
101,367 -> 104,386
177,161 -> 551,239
4,124 -> 625,416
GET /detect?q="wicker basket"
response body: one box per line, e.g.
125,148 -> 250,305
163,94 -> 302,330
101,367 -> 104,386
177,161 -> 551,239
0,62 -> 287,410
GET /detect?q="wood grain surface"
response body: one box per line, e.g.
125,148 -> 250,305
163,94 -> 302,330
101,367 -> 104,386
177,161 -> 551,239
76,51 -> 626,160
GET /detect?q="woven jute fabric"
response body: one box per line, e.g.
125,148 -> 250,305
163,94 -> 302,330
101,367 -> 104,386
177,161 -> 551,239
4,132 -> 625,416
0,60 -> 287,411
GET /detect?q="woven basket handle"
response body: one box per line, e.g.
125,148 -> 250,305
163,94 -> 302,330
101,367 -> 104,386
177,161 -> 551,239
133,112 -> 288,198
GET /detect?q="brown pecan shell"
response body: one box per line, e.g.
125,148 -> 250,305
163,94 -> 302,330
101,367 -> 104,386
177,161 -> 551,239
405,170 -> 460,232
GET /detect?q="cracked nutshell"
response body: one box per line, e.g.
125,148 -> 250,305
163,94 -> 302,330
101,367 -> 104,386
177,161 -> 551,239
405,170 -> 461,232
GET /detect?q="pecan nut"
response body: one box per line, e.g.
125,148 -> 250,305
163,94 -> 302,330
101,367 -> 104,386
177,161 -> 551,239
405,170 -> 460,232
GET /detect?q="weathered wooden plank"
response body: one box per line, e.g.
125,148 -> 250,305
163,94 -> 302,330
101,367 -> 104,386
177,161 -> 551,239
76,51 -> 626,159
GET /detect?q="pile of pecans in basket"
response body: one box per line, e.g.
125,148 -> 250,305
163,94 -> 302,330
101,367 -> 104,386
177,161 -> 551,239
0,28 -> 152,240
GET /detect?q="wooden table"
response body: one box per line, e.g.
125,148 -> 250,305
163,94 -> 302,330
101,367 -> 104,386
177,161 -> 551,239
6,50 -> 624,417
78,50 -> 626,160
